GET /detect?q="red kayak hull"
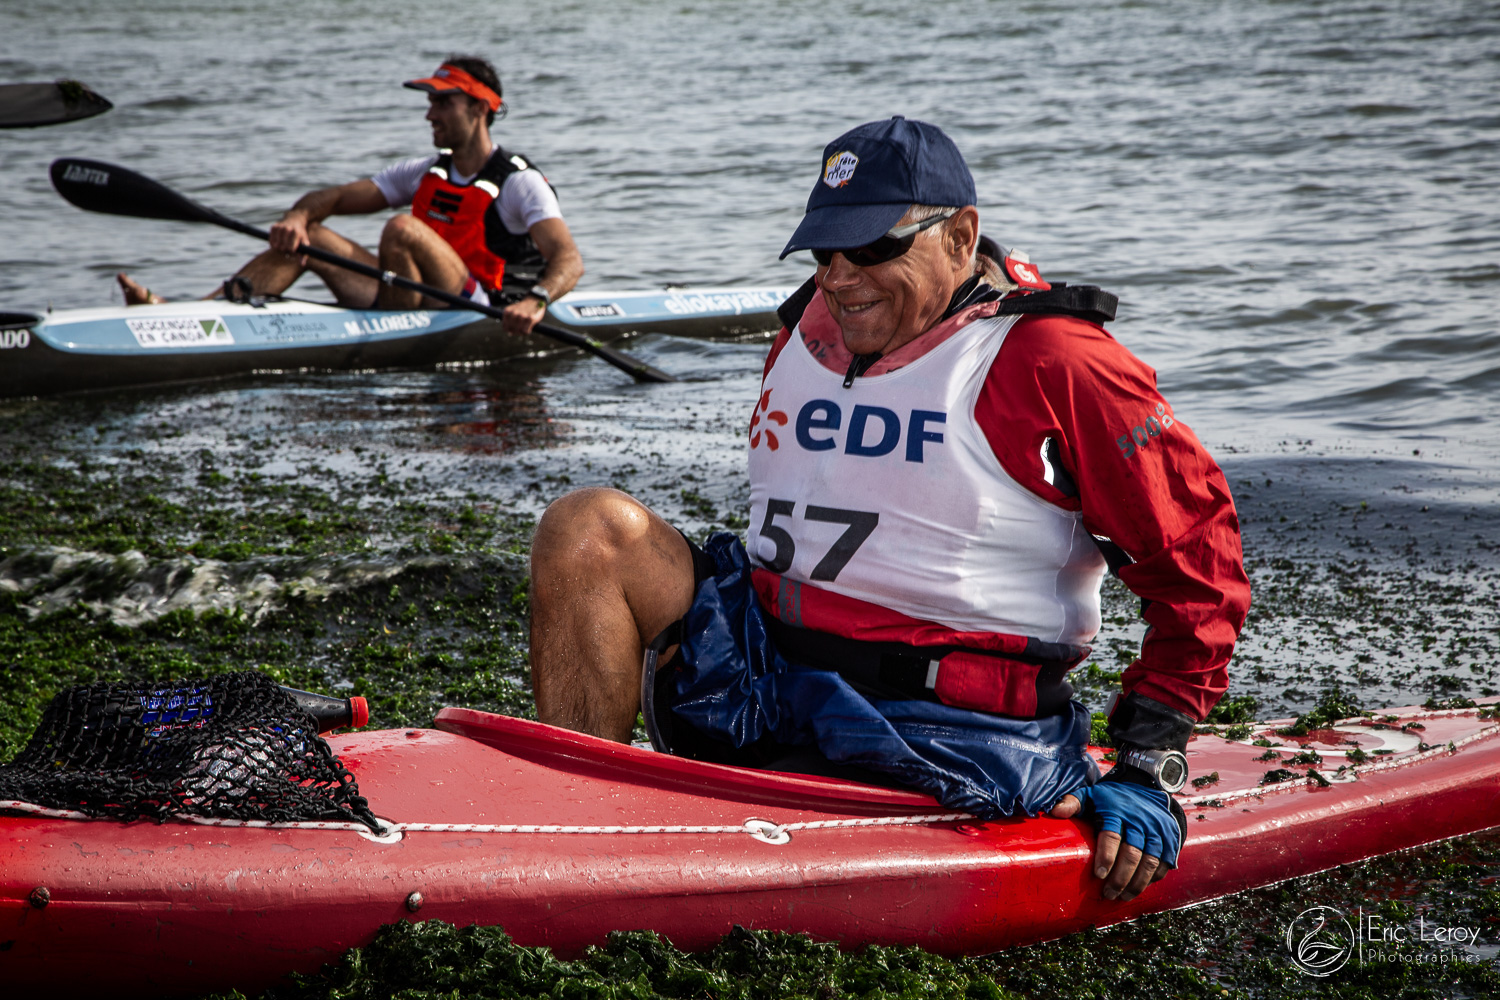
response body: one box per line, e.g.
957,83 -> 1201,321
2,704 -> 1497,997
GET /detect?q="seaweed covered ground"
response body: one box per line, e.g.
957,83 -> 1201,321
3,347 -> 1499,998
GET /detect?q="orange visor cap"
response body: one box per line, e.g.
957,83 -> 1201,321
403,63 -> 502,112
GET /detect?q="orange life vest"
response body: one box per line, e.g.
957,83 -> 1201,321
410,147 -> 553,294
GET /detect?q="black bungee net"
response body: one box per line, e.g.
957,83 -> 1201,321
0,670 -> 380,831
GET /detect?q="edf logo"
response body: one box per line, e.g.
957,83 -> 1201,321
793,399 -> 946,463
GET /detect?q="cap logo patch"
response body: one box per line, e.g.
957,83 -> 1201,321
823,151 -> 859,188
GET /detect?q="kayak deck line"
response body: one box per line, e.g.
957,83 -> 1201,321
6,704 -> 1492,828
1189,708 -> 1500,806
13,702 -> 1495,831
0,796 -> 972,845
13,719 -> 1491,826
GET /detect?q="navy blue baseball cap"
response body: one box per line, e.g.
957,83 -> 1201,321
780,116 -> 976,259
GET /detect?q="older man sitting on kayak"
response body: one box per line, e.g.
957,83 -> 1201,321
529,117 -> 1249,902
118,55 -> 582,337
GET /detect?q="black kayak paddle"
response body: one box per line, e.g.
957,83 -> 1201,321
0,81 -> 112,129
48,157 -> 677,383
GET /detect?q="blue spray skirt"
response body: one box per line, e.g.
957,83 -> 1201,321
666,533 -> 1099,819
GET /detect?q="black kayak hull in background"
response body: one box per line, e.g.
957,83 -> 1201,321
0,81 -> 112,129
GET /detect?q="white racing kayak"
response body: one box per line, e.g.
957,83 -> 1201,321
0,285 -> 793,398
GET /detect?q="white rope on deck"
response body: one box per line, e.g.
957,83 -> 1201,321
0,799 -> 973,845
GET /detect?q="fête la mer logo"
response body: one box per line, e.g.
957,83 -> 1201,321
750,390 -> 788,450
823,151 -> 859,188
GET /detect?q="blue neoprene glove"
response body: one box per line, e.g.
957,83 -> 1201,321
1069,779 -> 1183,868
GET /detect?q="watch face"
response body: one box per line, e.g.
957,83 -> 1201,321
1159,754 -> 1188,791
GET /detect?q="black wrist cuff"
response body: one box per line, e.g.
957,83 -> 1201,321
1106,692 -> 1195,754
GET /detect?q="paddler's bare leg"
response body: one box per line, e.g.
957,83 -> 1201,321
227,223 -> 382,306
373,214 -> 472,310
116,224 -> 380,306
529,488 -> 698,743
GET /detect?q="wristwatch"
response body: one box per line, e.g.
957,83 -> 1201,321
1102,690 -> 1196,794
529,285 -> 552,310
1113,744 -> 1189,794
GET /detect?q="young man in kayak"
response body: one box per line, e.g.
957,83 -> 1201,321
529,117 -> 1249,902
117,56 -> 581,337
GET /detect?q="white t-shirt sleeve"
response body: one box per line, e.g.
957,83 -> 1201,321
497,168 -> 563,234
370,155 -> 439,208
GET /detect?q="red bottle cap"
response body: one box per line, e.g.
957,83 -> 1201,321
349,696 -> 369,729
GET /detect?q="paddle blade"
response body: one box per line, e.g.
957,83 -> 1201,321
49,158 -> 265,240
0,81 -> 112,129
52,157 -> 211,223
533,322 -> 678,383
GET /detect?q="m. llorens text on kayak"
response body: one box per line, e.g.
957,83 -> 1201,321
117,55 -> 583,339
529,117 -> 1249,904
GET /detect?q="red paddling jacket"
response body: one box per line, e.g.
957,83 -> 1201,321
411,147 -> 552,294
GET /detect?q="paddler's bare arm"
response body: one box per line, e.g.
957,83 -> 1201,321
502,216 -> 584,336
268,180 -> 390,256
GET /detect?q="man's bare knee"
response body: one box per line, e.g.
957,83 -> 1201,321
528,488 -> 694,741
530,487 -> 696,649
303,221 -> 343,249
380,213 -> 432,249
533,488 -> 661,578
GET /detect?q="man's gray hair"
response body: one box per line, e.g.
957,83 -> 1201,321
906,204 -> 977,269
906,204 -> 961,224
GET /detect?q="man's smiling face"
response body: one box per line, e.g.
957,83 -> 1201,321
816,206 -> 979,357
425,92 -> 486,149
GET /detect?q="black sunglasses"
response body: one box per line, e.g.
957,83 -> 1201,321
811,209 -> 958,268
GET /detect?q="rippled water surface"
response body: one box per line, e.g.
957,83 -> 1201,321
3,0 -> 1499,464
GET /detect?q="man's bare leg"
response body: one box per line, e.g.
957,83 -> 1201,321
115,223 -> 381,307
234,224 -> 382,305
374,214 -> 472,310
529,488 -> 698,743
